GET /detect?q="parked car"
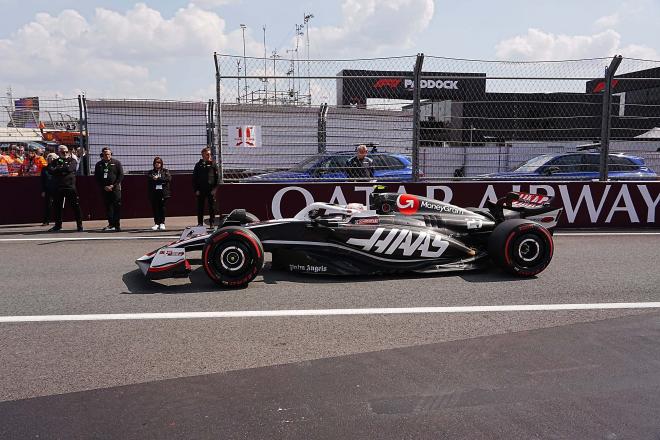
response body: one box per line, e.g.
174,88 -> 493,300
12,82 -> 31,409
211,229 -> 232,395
481,152 -> 657,180
246,151 -> 413,182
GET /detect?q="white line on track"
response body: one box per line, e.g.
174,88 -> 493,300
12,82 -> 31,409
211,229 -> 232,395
0,231 -> 658,242
2,302 -> 660,323
0,236 -> 179,242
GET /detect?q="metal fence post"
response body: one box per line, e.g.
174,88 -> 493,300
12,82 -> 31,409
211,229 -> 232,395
214,52 -> 224,183
77,95 -> 87,176
412,53 -> 424,182
599,55 -> 622,181
207,99 -> 215,149
80,95 -> 90,176
317,103 -> 328,153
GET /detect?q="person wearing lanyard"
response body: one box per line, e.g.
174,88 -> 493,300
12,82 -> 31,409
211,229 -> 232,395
94,147 -> 124,232
147,156 -> 171,230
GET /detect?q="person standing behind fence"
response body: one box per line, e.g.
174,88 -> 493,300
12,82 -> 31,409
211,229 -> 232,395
40,153 -> 58,225
193,147 -> 219,227
94,147 -> 124,232
20,146 -> 47,176
347,144 -> 374,180
0,146 -> 14,177
147,156 -> 171,231
49,145 -> 83,232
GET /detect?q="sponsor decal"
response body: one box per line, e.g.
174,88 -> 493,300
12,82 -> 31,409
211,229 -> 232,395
512,192 -> 550,208
419,199 -> 466,215
159,249 -> 184,256
347,227 -> 449,258
354,217 -> 379,225
234,125 -> 260,147
373,78 -> 402,89
466,218 -> 483,229
259,183 -> 659,227
404,79 -> 459,90
289,264 -> 328,273
396,194 -> 420,215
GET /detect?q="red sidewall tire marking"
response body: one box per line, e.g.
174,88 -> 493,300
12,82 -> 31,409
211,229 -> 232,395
504,224 -> 553,271
233,230 -> 262,259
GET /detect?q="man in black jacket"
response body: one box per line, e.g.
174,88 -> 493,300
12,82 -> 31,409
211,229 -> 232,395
94,147 -> 124,232
49,145 -> 83,232
347,144 -> 374,180
192,147 -> 219,227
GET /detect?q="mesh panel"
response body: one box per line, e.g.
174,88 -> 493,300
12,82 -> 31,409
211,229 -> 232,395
215,54 -> 660,181
85,99 -> 211,174
0,96 -> 80,149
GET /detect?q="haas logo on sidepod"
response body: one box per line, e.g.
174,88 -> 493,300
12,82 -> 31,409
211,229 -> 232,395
396,194 -> 419,215
347,228 -> 448,258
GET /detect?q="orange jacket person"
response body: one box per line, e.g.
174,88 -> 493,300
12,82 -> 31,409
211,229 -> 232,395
20,149 -> 47,176
0,151 -> 14,177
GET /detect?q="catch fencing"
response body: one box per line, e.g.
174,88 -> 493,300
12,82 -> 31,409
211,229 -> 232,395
214,53 -> 660,181
85,99 -> 214,173
3,54 -> 659,181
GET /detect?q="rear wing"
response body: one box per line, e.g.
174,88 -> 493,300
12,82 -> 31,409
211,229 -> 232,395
487,191 -> 562,228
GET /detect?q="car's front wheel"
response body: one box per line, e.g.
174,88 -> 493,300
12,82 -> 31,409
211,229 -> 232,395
202,226 -> 264,288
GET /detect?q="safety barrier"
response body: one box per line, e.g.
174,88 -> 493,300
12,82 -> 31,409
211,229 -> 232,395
2,178 -> 657,229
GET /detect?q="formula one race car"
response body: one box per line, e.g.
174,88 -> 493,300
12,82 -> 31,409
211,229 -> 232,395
136,189 -> 563,288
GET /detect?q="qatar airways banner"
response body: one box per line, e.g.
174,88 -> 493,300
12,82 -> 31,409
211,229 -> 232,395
217,182 -> 659,228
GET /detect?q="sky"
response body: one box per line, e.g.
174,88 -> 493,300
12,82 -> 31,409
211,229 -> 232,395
1,0 -> 659,100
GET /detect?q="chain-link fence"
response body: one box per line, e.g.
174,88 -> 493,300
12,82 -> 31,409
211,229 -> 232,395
4,53 -> 659,182
0,95 -> 84,176
215,53 -> 660,181
85,99 -> 215,174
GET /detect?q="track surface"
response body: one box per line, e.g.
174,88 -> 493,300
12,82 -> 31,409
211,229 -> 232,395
0,224 -> 659,439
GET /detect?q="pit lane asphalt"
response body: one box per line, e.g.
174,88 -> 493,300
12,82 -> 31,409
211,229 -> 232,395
1,222 -> 659,439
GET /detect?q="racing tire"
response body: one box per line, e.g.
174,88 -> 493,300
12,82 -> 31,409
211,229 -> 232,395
488,219 -> 554,277
202,226 -> 264,288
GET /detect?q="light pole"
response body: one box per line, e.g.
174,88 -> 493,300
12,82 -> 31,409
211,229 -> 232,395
271,50 -> 280,104
262,25 -> 267,103
304,13 -> 313,105
240,24 -> 248,102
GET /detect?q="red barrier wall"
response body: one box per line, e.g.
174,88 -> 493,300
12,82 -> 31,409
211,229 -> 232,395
0,175 -> 195,224
216,182 -> 659,229
2,178 -> 658,228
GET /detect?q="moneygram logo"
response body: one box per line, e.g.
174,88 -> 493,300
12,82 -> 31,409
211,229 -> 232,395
404,79 -> 459,90
396,194 -> 420,215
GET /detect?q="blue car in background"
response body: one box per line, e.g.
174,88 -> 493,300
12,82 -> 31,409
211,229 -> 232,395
482,152 -> 657,180
247,151 -> 413,182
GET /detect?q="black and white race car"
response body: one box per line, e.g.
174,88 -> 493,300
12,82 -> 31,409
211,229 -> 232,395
136,189 -> 563,288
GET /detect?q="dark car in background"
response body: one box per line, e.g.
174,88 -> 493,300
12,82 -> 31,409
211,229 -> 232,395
482,152 -> 657,180
247,151 -> 413,182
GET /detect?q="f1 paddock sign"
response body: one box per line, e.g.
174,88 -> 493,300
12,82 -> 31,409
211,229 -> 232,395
234,125 -> 261,147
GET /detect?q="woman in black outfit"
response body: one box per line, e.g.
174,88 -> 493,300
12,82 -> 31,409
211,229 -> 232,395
147,157 -> 171,230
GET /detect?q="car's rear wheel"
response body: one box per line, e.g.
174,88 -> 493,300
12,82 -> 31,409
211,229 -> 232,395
202,226 -> 264,288
488,219 -> 554,277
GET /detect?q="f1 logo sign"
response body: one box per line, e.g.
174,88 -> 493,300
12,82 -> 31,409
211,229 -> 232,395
396,194 -> 420,215
374,78 -> 402,89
